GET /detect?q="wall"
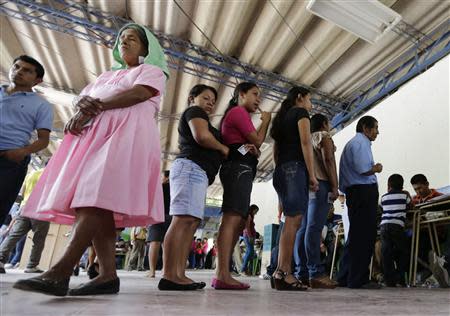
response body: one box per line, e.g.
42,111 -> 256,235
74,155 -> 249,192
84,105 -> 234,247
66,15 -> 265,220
251,181 -> 279,235
252,55 -> 450,234
333,55 -> 449,197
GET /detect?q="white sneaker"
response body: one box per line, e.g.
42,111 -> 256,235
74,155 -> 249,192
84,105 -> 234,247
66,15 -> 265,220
24,266 -> 44,273
260,273 -> 271,280
4,263 -> 19,269
429,252 -> 449,288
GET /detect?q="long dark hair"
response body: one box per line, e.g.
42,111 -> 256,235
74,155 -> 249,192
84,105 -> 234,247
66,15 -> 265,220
219,82 -> 259,130
310,113 -> 328,133
187,84 -> 218,106
270,86 -> 310,143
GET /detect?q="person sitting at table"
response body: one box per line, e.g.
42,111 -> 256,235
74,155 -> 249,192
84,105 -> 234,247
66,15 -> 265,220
410,173 -> 448,285
410,174 -> 443,206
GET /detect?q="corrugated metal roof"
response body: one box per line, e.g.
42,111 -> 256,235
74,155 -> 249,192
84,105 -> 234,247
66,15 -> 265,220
1,0 -> 449,197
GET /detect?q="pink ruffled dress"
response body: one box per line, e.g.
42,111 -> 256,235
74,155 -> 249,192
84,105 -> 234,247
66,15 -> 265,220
22,64 -> 165,227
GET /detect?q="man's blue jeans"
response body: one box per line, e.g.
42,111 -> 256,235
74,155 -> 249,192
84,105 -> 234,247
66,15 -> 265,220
9,235 -> 26,265
295,180 -> 331,279
241,236 -> 255,272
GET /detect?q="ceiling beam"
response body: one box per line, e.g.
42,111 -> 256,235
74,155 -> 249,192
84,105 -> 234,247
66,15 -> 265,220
332,19 -> 450,129
0,0 -> 346,118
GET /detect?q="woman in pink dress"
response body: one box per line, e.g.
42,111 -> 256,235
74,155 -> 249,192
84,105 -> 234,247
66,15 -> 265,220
13,23 -> 169,296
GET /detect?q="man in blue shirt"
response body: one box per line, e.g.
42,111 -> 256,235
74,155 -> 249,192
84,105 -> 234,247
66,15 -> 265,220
0,55 -> 53,226
337,116 -> 383,289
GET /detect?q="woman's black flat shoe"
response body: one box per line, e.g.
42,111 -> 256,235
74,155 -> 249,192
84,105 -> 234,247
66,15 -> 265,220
13,276 -> 69,296
158,278 -> 198,291
68,278 -> 120,296
194,281 -> 206,289
87,263 -> 99,280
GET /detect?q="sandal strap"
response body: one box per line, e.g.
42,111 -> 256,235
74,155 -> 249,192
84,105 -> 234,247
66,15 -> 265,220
290,280 -> 307,289
274,271 -> 307,288
274,270 -> 288,278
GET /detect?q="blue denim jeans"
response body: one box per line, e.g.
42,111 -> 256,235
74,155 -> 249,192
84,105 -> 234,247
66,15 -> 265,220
169,158 -> 208,219
266,222 -> 283,276
273,161 -> 308,216
188,251 -> 196,269
295,180 -> 331,279
8,235 -> 26,265
241,236 -> 255,272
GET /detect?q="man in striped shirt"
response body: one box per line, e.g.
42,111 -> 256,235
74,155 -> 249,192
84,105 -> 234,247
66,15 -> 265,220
380,174 -> 412,287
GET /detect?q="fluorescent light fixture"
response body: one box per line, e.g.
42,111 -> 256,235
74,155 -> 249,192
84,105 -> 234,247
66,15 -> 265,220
307,0 -> 402,44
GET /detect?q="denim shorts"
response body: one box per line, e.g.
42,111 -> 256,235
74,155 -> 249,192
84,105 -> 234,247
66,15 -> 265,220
146,219 -> 171,242
220,160 -> 256,217
169,158 -> 208,219
273,161 -> 309,216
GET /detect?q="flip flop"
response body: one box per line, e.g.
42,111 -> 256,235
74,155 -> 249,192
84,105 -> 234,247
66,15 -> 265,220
211,278 -> 250,290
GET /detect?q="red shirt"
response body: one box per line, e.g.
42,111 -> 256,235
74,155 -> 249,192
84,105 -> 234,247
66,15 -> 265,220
412,188 -> 443,206
201,242 -> 208,254
243,214 -> 256,238
221,106 -> 256,145
195,242 -> 203,254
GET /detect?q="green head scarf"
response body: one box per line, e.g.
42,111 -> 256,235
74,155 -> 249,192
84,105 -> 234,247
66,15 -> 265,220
112,23 -> 170,79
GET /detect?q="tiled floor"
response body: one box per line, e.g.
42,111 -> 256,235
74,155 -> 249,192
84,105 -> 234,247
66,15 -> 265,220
1,269 -> 449,316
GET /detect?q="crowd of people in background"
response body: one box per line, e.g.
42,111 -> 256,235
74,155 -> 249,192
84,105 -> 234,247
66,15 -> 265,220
0,22 -> 448,299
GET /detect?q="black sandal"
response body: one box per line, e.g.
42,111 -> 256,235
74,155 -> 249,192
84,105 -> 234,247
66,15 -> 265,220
273,270 -> 308,291
270,276 -> 275,289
